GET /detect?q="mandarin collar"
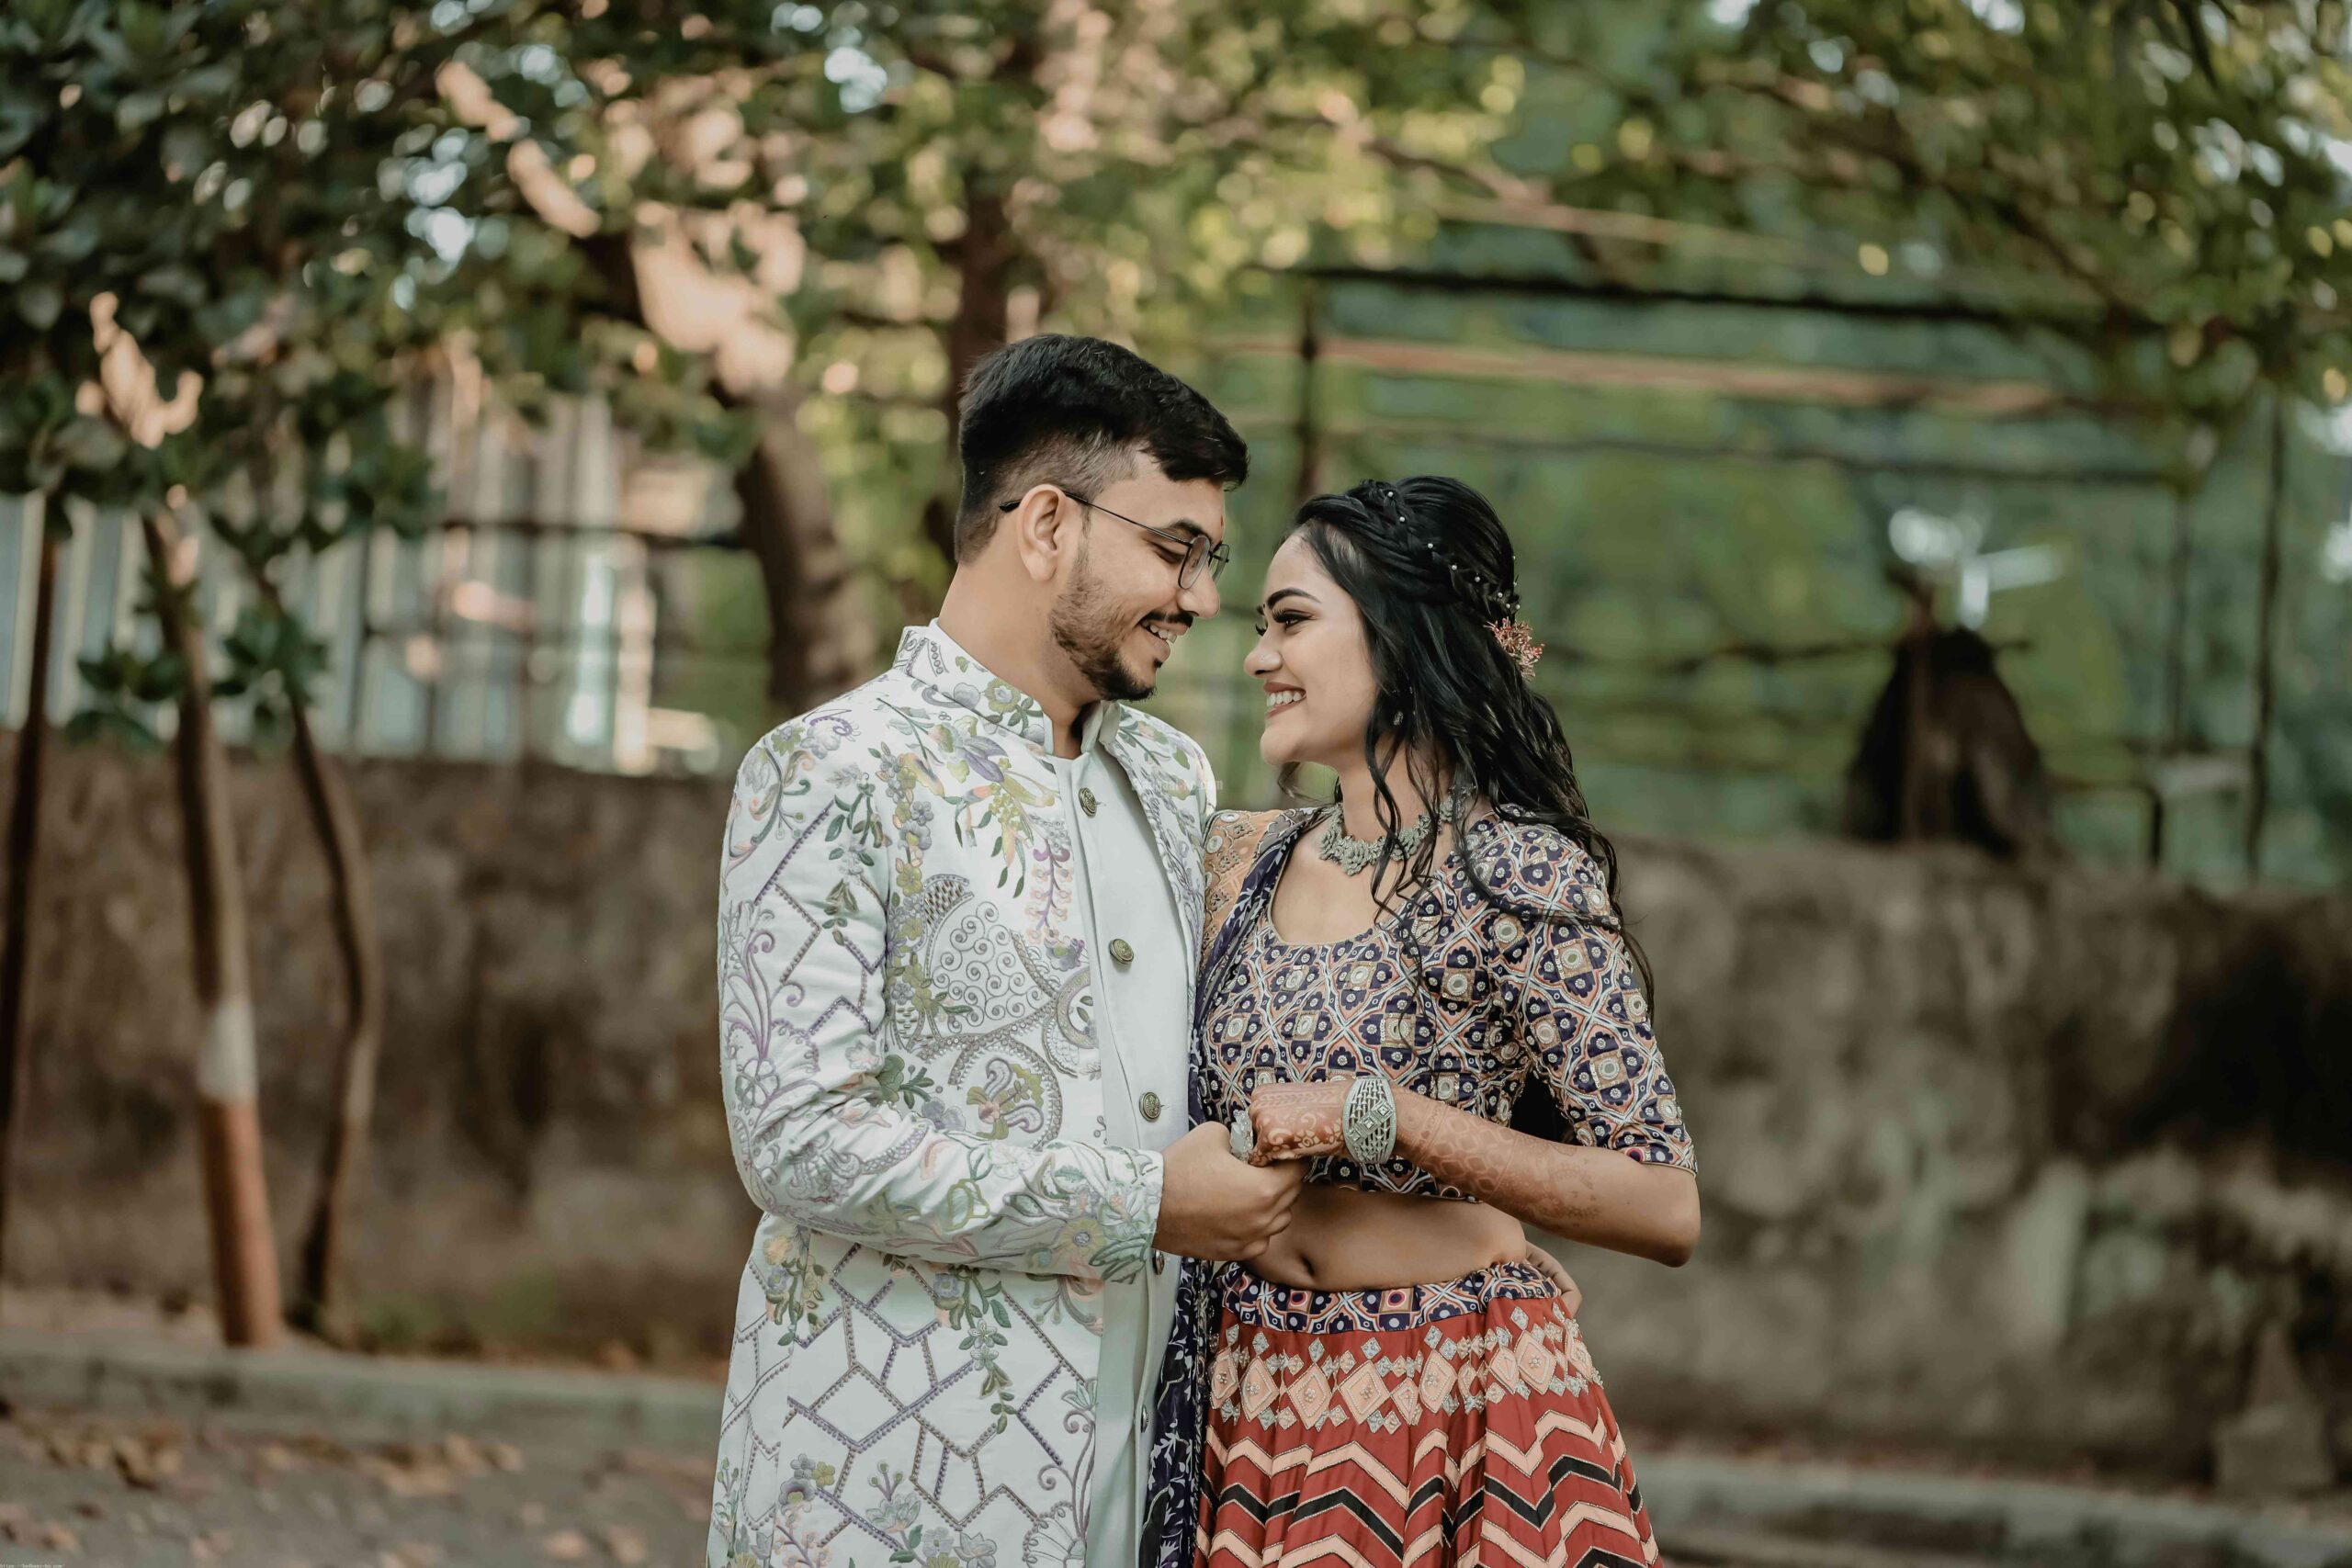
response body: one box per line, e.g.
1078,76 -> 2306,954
893,621 -> 1123,756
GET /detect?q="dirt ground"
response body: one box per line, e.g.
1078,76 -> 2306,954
0,1405 -> 709,1568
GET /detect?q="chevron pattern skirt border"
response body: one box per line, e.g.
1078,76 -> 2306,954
1193,1261 -> 1662,1568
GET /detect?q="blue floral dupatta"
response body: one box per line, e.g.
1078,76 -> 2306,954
1140,810 -> 1314,1568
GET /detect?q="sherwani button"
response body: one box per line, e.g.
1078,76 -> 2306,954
1110,938 -> 1135,966
1080,786 -> 1099,817
1139,1090 -> 1163,1122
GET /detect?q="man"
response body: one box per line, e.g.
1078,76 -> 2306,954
707,334 -> 1303,1568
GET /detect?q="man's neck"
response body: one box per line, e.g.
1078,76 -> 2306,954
937,575 -> 1092,758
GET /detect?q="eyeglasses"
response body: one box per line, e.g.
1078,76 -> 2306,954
997,489 -> 1230,589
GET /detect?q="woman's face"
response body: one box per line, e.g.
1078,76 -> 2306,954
1246,532 -> 1380,770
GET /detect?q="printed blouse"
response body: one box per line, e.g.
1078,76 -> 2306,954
1195,808 -> 1695,1194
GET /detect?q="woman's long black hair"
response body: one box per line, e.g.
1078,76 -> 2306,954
1280,477 -> 1655,1023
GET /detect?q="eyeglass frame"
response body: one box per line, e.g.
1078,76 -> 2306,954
995,487 -> 1231,589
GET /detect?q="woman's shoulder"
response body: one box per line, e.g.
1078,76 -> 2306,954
1202,809 -> 1312,963
1467,814 -> 1617,924
1205,807 -> 1310,861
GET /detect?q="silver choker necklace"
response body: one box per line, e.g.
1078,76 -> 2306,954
1314,787 -> 1468,876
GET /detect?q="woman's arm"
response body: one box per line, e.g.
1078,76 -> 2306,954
1244,1079 -> 1699,1265
1246,856 -> 1700,1266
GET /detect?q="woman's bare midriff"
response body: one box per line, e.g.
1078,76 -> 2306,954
1249,1185 -> 1524,1291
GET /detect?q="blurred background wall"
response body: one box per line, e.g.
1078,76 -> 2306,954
6,730 -> 2347,1477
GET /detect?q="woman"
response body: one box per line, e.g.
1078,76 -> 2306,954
1146,477 -> 1701,1568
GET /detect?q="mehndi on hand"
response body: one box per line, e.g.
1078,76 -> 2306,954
1245,1079 -> 1350,1166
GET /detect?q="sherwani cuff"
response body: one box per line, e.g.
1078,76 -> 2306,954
1091,1146 -> 1165,1284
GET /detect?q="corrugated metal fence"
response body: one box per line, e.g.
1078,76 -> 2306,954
0,368 -> 746,775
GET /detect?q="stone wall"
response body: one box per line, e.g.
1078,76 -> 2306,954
5,738 -> 2348,1477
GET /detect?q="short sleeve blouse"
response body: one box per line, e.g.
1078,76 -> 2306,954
1194,810 -> 1694,1197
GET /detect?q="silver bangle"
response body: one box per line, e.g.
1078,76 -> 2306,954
1341,1074 -> 1396,1166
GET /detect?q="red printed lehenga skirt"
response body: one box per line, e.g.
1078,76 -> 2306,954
1193,1260 -> 1662,1568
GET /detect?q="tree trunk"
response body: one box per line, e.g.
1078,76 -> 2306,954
0,516 -> 61,1296
2243,389 -> 2288,880
141,507 -> 282,1347
581,230 -> 874,713
266,597 -> 385,1333
730,404 -> 873,709
921,181 -> 1020,568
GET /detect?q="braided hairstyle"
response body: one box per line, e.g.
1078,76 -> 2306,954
1281,478 -> 1655,1040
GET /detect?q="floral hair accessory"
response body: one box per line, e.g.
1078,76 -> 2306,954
1491,617 -> 1544,677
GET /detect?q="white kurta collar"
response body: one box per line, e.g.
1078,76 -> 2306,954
895,620 -> 1124,756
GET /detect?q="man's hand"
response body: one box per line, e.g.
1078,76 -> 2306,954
1154,1122 -> 1307,1260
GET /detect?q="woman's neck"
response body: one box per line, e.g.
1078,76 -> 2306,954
1327,746 -> 1447,842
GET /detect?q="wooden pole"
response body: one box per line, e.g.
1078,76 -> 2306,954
1293,279 -> 1323,509
2243,391 -> 2289,880
0,515 -> 62,1295
142,507 -> 283,1347
2149,480 -> 2197,867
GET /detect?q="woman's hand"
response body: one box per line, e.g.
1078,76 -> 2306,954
1522,1242 -> 1583,1317
1245,1080 -> 1351,1166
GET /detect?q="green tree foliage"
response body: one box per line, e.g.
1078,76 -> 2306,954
1470,0 -> 2352,415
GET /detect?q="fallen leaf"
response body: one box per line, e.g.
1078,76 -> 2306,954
540,1528 -> 591,1561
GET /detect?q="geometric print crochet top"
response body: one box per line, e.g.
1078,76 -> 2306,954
1196,808 -> 1695,1198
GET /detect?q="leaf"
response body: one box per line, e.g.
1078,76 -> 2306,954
17,278 -> 60,330
51,417 -> 126,470
115,89 -> 167,130
136,263 -> 205,307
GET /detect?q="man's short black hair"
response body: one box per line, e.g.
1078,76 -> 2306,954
954,334 -> 1249,562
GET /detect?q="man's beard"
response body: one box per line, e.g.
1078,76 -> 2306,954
1050,548 -> 1159,703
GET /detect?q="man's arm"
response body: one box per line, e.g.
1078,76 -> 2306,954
718,722 -> 1163,1284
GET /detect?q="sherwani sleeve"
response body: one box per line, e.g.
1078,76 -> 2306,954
717,722 -> 1165,1284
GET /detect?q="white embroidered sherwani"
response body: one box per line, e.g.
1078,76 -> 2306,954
707,623 -> 1210,1568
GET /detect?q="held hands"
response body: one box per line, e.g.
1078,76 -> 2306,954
1153,1122 -> 1306,1262
1242,1080 -> 1352,1167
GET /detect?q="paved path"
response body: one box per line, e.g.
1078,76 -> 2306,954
5,1328 -> 2350,1567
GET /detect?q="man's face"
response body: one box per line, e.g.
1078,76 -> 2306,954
1047,458 -> 1227,703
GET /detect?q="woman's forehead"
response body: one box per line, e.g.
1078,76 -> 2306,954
1263,532 -> 1335,592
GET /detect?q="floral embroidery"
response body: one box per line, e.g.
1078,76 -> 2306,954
709,624 -> 1212,1567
